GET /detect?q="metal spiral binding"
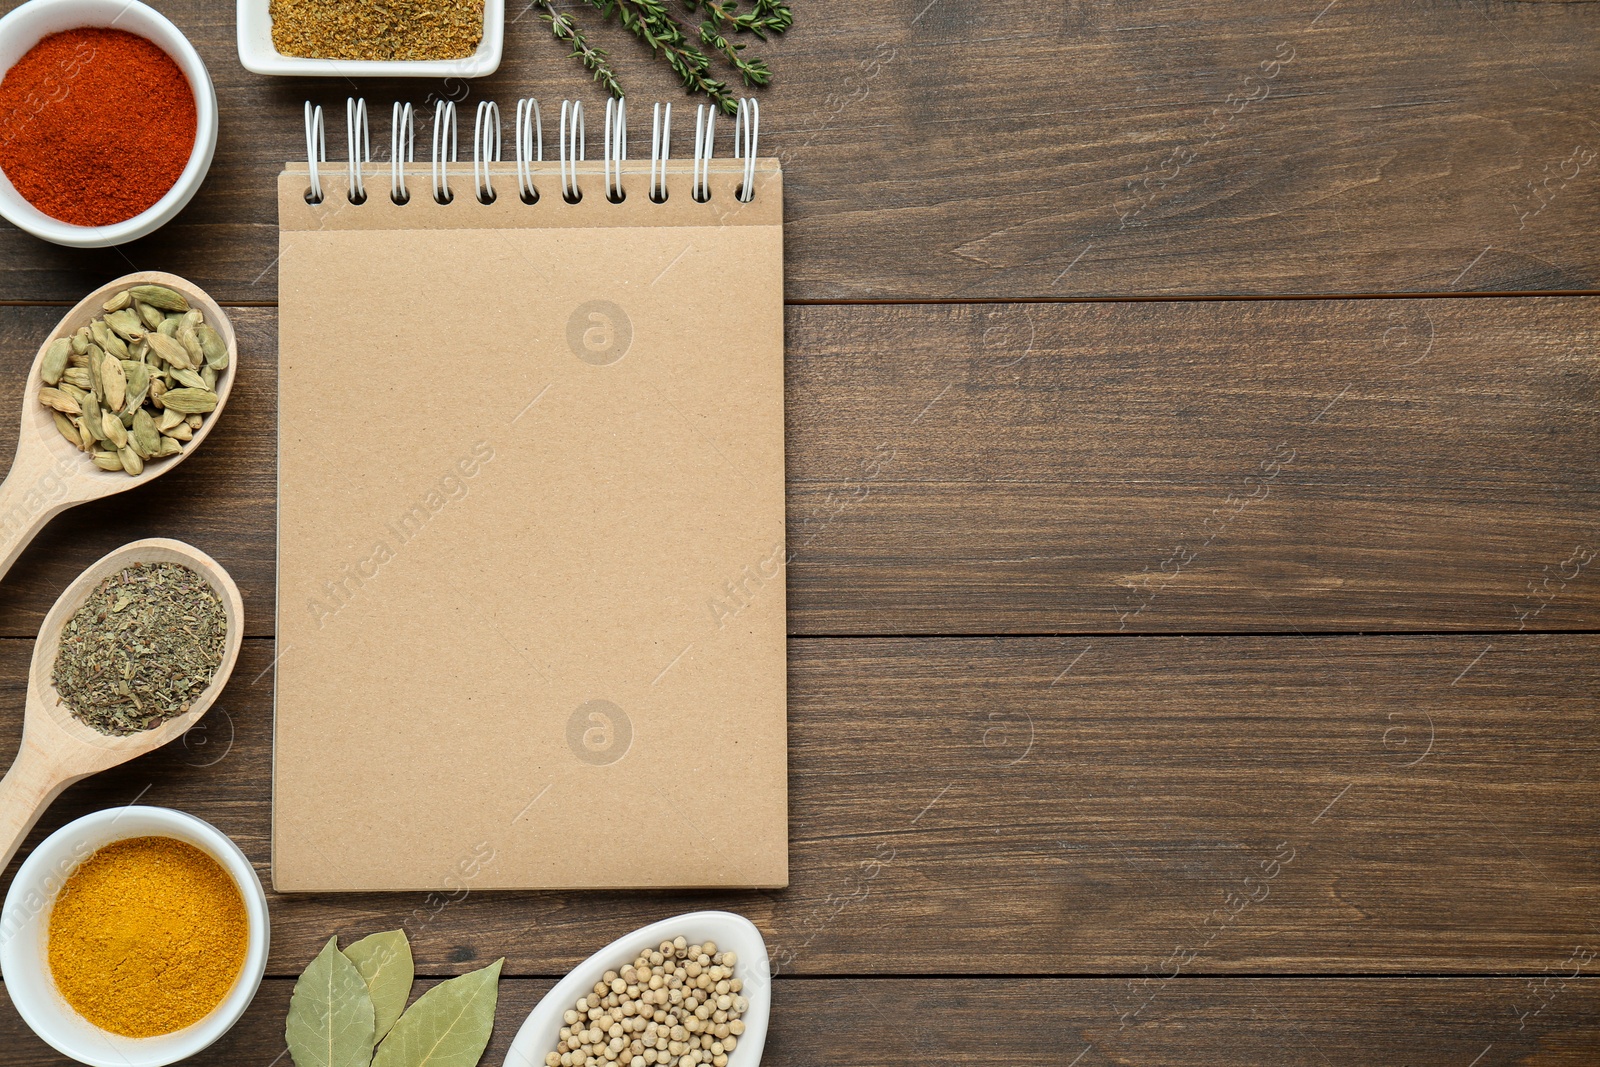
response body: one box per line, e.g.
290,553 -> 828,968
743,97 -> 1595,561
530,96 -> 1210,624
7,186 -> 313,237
559,100 -> 585,202
734,98 -> 759,203
305,97 -> 766,208
391,102 -> 414,204
303,102 -> 325,204
692,104 -> 715,203
650,102 -> 672,202
515,99 -> 543,203
603,97 -> 628,202
346,98 -> 369,203
474,100 -> 501,204
432,101 -> 457,204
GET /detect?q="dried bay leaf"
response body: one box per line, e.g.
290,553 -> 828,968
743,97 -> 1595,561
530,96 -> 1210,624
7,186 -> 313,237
287,937 -> 377,1067
372,958 -> 502,1067
343,930 -> 414,1042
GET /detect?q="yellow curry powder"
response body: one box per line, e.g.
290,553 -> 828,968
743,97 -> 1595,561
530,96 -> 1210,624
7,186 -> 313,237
47,836 -> 248,1037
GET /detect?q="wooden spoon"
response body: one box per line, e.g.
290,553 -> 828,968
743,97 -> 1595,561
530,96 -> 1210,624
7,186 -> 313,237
0,271 -> 238,582
0,538 -> 244,873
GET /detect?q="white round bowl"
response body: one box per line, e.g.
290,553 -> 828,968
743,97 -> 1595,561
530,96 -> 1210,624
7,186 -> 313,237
503,911 -> 772,1067
0,0 -> 218,247
0,806 -> 269,1066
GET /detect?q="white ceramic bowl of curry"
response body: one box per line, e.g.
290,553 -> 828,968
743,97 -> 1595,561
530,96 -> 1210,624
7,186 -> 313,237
0,805 -> 269,1066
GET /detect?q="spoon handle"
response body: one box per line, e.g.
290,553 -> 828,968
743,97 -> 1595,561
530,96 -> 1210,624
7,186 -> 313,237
0,449 -> 79,585
0,739 -> 70,875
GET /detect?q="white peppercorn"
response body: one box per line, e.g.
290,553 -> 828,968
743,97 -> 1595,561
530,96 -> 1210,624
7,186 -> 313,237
550,938 -> 750,1067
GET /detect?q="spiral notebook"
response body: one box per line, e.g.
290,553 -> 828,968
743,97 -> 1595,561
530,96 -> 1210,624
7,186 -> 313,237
272,99 -> 787,891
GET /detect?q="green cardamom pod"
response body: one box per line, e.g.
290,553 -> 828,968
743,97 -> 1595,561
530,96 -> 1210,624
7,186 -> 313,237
171,367 -> 207,390
157,436 -> 182,457
41,337 -> 71,385
131,408 -> 160,456
74,416 -> 94,451
82,394 -> 104,437
100,354 -> 126,413
91,320 -> 128,360
105,308 -> 144,342
38,387 -> 82,416
118,445 -> 143,476
202,365 -> 217,390
160,419 -> 193,441
149,378 -> 168,409
135,300 -> 164,330
146,332 -> 191,370
61,367 -> 92,390
70,327 -> 90,355
101,411 -> 128,447
196,324 -> 229,369
157,406 -> 184,431
102,290 -> 132,313
128,284 -> 189,312
177,324 -> 203,367
92,451 -> 123,471
121,361 -> 150,412
58,382 -> 87,403
51,411 -> 79,447
159,388 -> 219,414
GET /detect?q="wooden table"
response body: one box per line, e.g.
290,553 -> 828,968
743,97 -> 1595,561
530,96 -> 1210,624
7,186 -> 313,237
3,2 -> 1598,1063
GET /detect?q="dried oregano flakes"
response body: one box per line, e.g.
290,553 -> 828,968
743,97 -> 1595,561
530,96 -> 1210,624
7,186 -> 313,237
51,562 -> 227,736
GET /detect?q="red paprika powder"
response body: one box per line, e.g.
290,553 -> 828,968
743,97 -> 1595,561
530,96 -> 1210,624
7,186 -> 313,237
0,28 -> 197,227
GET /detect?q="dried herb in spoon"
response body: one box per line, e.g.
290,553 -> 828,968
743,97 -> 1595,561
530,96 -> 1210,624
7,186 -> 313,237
52,562 -> 226,736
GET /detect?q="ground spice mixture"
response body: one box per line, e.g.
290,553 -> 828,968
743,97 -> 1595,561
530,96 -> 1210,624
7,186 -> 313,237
51,562 -> 227,736
0,29 -> 196,226
48,836 -> 248,1037
271,0 -> 485,61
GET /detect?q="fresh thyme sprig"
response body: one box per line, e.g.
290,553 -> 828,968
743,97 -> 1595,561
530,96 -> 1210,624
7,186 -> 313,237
536,1 -> 624,99
534,0 -> 791,112
683,0 -> 792,40
697,23 -> 772,88
583,0 -> 739,113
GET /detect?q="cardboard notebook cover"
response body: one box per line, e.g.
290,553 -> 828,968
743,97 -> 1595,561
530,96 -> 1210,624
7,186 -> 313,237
273,161 -> 787,890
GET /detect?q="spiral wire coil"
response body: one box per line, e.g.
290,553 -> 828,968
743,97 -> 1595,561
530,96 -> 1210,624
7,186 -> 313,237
307,98 -> 765,207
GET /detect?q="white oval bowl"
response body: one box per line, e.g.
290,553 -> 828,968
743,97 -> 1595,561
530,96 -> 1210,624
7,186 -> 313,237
236,0 -> 504,78
0,806 -> 269,1066
503,911 -> 772,1067
0,0 -> 218,248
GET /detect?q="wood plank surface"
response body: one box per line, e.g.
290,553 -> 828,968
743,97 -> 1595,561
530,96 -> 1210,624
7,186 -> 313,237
0,0 -> 1596,301
5,977 -> 1599,1067
1,1 -> 1595,1060
2,296 -> 1595,637
2,635 -> 1593,976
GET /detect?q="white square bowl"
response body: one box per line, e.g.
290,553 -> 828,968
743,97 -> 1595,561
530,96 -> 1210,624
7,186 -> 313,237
237,0 -> 503,78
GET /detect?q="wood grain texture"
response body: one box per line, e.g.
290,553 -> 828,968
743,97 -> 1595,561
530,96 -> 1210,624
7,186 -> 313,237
1,297 -> 1595,638
1,635 -> 1593,976
4,977 -> 1598,1067
0,0 -> 1596,301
